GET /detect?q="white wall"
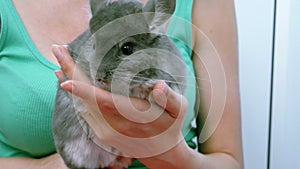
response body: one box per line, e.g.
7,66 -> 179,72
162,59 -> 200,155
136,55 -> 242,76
270,0 -> 300,168
236,0 -> 300,168
235,0 -> 275,168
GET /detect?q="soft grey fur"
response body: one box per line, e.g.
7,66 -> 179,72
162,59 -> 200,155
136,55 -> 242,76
52,0 -> 186,169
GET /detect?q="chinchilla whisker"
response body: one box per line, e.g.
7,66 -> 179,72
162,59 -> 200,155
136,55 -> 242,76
110,75 -> 204,89
112,72 -> 211,82
53,0 -> 200,168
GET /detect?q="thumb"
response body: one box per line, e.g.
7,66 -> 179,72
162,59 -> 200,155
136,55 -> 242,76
60,80 -> 118,113
152,81 -> 188,119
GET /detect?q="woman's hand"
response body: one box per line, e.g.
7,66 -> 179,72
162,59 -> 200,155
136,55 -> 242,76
52,45 -> 189,159
35,154 -> 69,169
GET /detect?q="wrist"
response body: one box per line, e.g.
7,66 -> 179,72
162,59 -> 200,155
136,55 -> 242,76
35,153 -> 68,169
139,140 -> 203,169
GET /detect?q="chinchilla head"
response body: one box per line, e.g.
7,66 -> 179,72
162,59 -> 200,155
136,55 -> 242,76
81,0 -> 186,97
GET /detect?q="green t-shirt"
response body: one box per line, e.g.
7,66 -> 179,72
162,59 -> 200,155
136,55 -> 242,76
0,0 -> 60,157
0,0 -> 196,168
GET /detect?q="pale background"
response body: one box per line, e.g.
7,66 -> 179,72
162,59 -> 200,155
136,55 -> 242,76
235,0 -> 300,168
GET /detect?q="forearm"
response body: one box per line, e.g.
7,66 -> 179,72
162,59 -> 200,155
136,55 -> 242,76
199,153 -> 242,169
139,140 -> 243,169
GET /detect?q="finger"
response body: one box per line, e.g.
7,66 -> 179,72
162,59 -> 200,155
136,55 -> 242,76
52,44 -> 75,77
60,80 -> 151,132
152,81 -> 188,118
54,70 -> 65,83
52,44 -> 90,83
60,80 -> 180,138
61,80 -> 153,120
60,80 -> 112,110
60,80 -> 113,114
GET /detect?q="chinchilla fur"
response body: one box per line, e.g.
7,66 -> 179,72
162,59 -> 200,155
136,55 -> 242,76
52,0 -> 186,168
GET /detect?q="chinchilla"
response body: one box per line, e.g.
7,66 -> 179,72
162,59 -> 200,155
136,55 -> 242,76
52,0 -> 186,168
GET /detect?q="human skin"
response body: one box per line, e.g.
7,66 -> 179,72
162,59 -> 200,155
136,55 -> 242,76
0,0 -> 243,168
52,0 -> 244,168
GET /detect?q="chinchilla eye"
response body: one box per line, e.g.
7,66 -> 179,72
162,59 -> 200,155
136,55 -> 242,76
121,42 -> 134,55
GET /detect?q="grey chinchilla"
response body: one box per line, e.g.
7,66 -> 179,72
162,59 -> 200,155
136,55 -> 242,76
52,0 -> 186,168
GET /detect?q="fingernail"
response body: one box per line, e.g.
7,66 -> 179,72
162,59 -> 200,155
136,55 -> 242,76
52,44 -> 63,59
159,80 -> 168,95
153,81 -> 168,104
54,70 -> 65,83
62,45 -> 69,49
153,81 -> 168,95
61,81 -> 73,92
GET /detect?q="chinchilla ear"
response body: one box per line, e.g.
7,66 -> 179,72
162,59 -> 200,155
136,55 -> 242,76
142,0 -> 176,31
89,0 -> 110,15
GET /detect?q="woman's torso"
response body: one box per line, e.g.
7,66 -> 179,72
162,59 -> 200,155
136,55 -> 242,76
0,0 -> 196,165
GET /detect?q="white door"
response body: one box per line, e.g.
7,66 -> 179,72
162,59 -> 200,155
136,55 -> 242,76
235,0 -> 275,168
270,0 -> 300,168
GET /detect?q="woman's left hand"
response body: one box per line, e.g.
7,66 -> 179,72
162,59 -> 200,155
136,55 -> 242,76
52,45 -> 189,159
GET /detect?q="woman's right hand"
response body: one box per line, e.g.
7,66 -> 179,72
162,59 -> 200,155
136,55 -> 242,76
35,153 -> 69,169
51,45 -> 189,159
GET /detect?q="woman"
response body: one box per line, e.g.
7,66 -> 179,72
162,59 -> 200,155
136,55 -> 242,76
0,0 -> 243,168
